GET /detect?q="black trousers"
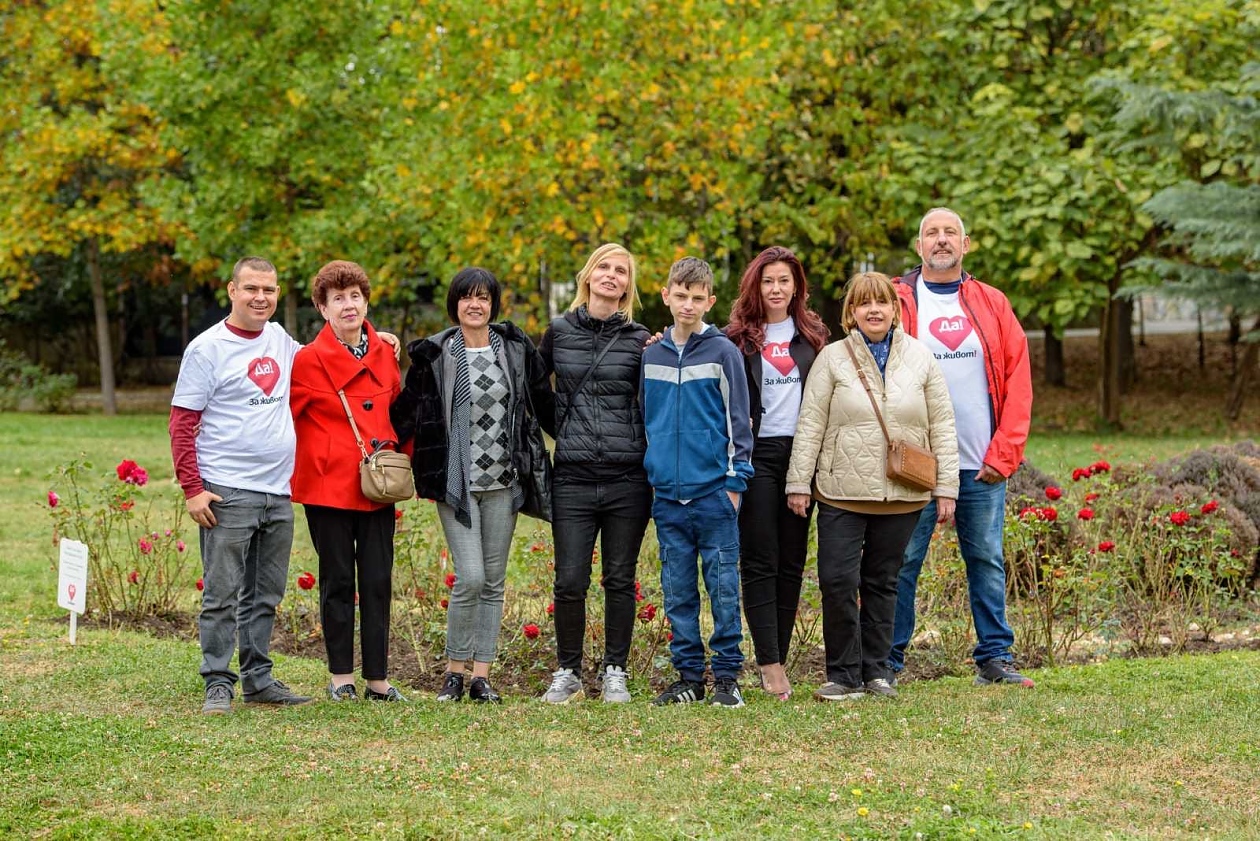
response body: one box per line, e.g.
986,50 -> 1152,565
551,475 -> 652,672
739,436 -> 812,666
816,505 -> 920,686
304,504 -> 396,680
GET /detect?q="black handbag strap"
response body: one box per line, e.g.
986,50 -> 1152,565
556,331 -> 619,434
842,338 -> 892,448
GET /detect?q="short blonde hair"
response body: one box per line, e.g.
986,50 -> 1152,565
569,243 -> 641,320
841,272 -> 900,334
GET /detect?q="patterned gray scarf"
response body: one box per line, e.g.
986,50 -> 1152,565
443,328 -> 505,527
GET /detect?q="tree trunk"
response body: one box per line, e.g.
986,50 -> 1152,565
85,239 -> 118,416
1043,326 -> 1065,387
1096,277 -> 1123,431
1225,317 -> 1260,421
1118,297 -> 1137,391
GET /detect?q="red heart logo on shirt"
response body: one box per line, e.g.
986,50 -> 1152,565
763,341 -> 795,376
928,316 -> 973,352
247,357 -> 281,396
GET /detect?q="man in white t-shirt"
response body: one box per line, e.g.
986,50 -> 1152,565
170,257 -> 312,714
887,208 -> 1035,688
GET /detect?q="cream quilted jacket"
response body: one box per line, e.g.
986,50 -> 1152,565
786,330 -> 959,503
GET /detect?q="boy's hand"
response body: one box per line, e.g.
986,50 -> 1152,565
787,493 -> 811,517
727,490 -> 741,512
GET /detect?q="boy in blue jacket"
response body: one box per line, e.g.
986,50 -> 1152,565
641,257 -> 754,707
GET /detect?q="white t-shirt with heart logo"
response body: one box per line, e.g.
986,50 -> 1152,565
759,317 -> 802,438
915,279 -> 991,471
172,320 -> 301,495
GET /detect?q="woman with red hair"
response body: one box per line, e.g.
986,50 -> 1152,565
725,246 -> 829,699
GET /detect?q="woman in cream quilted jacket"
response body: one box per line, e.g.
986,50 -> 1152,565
786,271 -> 959,702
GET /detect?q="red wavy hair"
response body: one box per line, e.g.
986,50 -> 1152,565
726,246 -> 829,355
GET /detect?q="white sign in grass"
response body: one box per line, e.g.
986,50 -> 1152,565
57,538 -> 88,644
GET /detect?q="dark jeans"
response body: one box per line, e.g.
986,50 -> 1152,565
552,476 -> 652,671
198,481 -> 293,695
653,491 -> 745,681
304,504 -> 396,680
739,436 -> 812,666
817,505 -> 920,687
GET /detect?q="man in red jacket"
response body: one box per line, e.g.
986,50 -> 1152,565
887,208 -> 1035,687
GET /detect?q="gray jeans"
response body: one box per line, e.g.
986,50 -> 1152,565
198,481 -> 294,694
437,487 -> 517,662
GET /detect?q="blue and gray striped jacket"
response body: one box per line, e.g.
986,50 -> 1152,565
640,324 -> 754,501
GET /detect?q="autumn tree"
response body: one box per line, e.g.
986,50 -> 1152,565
0,0 -> 181,414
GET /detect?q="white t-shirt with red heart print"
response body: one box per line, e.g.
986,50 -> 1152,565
758,317 -> 803,438
915,279 -> 992,471
172,320 -> 301,495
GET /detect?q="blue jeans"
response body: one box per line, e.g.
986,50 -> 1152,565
198,481 -> 294,694
889,471 -> 1014,671
653,491 -> 744,681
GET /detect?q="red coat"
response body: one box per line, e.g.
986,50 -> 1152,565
291,321 -> 402,510
894,268 -> 1032,478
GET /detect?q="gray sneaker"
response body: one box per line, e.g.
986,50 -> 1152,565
600,665 -> 631,704
202,684 -> 233,715
813,682 -> 867,702
542,668 -> 583,704
864,678 -> 898,698
974,660 -> 1035,688
242,679 -> 314,706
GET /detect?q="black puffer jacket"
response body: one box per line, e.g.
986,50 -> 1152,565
539,306 -> 650,472
391,321 -> 555,508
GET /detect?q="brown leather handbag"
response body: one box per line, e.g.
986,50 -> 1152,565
843,339 -> 938,493
338,390 -> 415,504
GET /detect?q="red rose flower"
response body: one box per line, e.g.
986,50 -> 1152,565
638,603 -> 657,622
196,577 -> 205,591
444,572 -> 456,589
48,490 -> 60,508
1200,500 -> 1219,515
523,623 -> 541,640
395,509 -> 404,521
118,500 -> 135,512
1091,460 -> 1111,474
138,538 -> 153,554
297,571 -> 316,590
1097,541 -> 1116,553
440,598 -> 449,609
1077,508 -> 1095,521
116,459 -> 139,481
127,570 -> 139,584
1040,506 -> 1058,522
546,602 -> 555,616
666,631 -> 674,642
1084,492 -> 1099,503
176,540 -> 186,553
1044,486 -> 1062,501
1019,506 -> 1038,520
1169,510 -> 1191,526
1072,467 -> 1091,482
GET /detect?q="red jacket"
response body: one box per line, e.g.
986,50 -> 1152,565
894,268 -> 1032,478
290,321 -> 402,510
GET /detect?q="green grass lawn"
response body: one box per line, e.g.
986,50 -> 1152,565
2,413 -> 1258,838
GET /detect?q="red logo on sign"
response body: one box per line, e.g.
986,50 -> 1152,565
68,583 -> 76,601
247,357 -> 280,395
763,342 -> 795,376
928,316 -> 973,352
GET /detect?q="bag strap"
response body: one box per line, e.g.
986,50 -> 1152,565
337,390 -> 371,462
842,337 -> 892,448
556,331 -> 619,434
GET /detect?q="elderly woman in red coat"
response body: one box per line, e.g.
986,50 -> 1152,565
291,260 -> 406,702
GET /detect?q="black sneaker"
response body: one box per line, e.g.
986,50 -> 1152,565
652,678 -> 706,706
328,682 -> 359,702
202,684 -> 233,715
974,660 -> 1034,688
710,676 -> 745,708
242,679 -> 313,706
468,676 -> 502,704
436,671 -> 465,702
364,685 -> 407,702
813,681 -> 866,702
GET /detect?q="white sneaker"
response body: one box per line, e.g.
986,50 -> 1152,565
600,665 -> 631,703
542,668 -> 583,703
